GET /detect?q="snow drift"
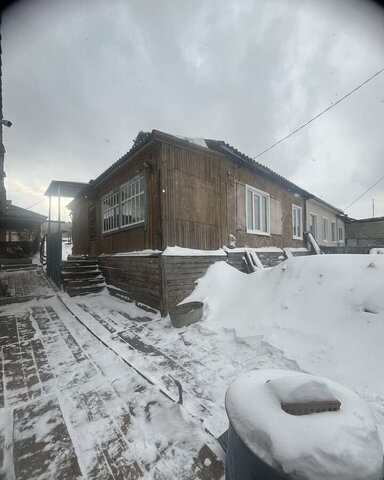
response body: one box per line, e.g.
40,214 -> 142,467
185,254 -> 384,400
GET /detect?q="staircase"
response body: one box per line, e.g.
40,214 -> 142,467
61,256 -> 106,297
0,257 -> 37,271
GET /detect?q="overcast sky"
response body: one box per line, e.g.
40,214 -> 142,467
2,0 -> 384,222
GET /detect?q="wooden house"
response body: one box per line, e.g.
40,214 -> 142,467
69,130 -> 314,255
66,130 -> 347,313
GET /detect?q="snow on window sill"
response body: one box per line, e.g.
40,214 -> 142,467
246,229 -> 271,237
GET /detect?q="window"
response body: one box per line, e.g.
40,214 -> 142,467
322,217 -> 329,242
331,221 -> 336,242
102,174 -> 145,234
102,191 -> 120,233
338,226 -> 344,242
121,176 -> 145,227
309,213 -> 318,239
292,205 -> 303,239
246,186 -> 270,234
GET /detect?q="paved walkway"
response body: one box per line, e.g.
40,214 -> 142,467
0,269 -> 224,479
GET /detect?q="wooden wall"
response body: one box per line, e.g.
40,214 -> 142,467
71,143 -> 162,256
72,136 -> 306,256
161,254 -> 227,313
159,142 -> 225,249
98,254 -> 162,310
158,139 -> 306,250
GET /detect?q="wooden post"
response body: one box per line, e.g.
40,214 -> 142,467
58,184 -> 61,233
48,195 -> 51,233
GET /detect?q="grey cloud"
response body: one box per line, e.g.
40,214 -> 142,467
2,0 -> 384,220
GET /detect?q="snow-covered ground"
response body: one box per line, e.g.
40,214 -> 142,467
64,253 -> 384,478
2,253 -> 383,478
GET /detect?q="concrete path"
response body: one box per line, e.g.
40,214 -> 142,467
0,269 -> 224,479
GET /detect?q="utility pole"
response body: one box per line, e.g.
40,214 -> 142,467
0,14 -> 6,214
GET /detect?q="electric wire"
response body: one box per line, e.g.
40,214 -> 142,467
252,66 -> 384,160
344,174 -> 384,211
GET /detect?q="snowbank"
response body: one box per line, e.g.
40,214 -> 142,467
163,246 -> 226,256
110,249 -> 162,256
185,255 -> 384,400
226,369 -> 384,480
370,248 -> 384,255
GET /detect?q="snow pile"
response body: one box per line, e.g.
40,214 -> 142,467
268,375 -> 337,404
226,370 -> 384,480
163,246 -> 226,256
112,249 -> 162,256
174,136 -> 208,148
370,248 -> 384,254
185,255 -> 384,398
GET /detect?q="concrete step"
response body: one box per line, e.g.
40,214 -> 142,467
66,285 -> 106,297
65,277 -> 105,287
62,270 -> 102,280
62,264 -> 99,272
62,260 -> 98,267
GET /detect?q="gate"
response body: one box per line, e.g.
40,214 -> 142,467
46,231 -> 62,288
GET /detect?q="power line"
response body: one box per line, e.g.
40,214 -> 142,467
344,174 -> 384,211
25,197 -> 46,210
252,66 -> 384,160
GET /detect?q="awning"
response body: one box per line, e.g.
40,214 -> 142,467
44,180 -> 89,198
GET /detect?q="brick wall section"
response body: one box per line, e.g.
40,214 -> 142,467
98,254 -> 162,311
346,218 -> 384,246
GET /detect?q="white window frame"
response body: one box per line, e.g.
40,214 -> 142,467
246,185 -> 270,235
322,216 -> 329,242
102,190 -> 120,233
292,204 -> 303,240
120,175 -> 145,228
338,225 -> 344,242
101,174 -> 145,234
331,221 -> 337,243
309,212 -> 318,239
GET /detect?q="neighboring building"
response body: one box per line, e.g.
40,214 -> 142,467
306,197 -> 346,248
345,216 -> 384,247
68,130 -> 315,256
0,200 -> 46,256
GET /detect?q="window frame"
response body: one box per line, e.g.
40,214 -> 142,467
245,185 -> 270,236
101,173 -> 146,235
292,204 -> 303,240
322,216 -> 329,242
338,225 -> 344,242
120,175 -> 146,229
101,190 -> 120,234
309,212 -> 318,239
331,221 -> 337,243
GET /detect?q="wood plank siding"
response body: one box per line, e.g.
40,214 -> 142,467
71,143 -> 162,255
98,254 -> 161,310
158,139 -> 305,250
159,142 -> 224,250
71,133 -> 306,256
